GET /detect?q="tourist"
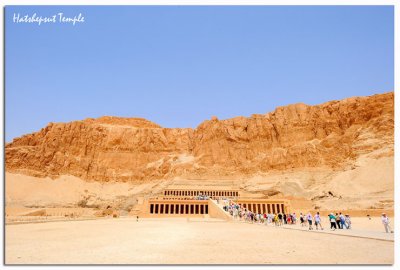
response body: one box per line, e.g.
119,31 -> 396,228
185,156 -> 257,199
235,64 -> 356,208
345,215 -> 351,229
233,207 -> 239,219
268,213 -> 273,224
335,213 -> 342,229
287,214 -> 291,224
283,213 -> 287,224
300,213 -> 304,227
306,212 -> 313,230
339,212 -> 345,229
278,212 -> 283,226
314,212 -> 323,230
381,213 -> 392,233
329,213 -> 336,230
136,216 -> 139,222
292,213 -> 297,224
274,213 -> 279,226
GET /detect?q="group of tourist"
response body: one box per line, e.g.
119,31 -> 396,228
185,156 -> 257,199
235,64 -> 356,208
219,200 -> 394,234
326,212 -> 352,230
222,202 -> 299,226
195,194 -> 209,200
222,201 -> 355,231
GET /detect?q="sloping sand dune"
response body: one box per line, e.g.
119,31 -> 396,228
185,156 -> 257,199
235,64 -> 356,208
5,172 -> 167,210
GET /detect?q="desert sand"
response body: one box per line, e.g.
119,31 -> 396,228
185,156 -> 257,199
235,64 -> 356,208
5,217 -> 393,264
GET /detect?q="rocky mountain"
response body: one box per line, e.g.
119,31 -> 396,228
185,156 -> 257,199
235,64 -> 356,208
6,92 -> 394,183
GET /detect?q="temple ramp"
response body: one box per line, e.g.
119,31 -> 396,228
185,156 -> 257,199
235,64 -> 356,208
208,199 -> 233,221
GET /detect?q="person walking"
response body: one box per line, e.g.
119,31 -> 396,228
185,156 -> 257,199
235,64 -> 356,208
339,212 -> 345,229
300,213 -> 305,227
345,214 -> 351,229
283,213 -> 287,224
274,213 -> 279,226
335,213 -> 342,229
306,212 -> 313,230
278,213 -> 283,226
329,213 -> 337,230
382,213 -> 392,233
314,212 -> 323,230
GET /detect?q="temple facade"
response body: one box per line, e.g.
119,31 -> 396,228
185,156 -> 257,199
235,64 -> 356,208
136,186 -> 290,218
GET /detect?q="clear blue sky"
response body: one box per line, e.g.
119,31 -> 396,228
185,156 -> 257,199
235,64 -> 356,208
5,6 -> 394,142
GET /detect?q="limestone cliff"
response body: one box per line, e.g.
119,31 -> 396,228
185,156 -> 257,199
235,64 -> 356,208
5,92 -> 394,183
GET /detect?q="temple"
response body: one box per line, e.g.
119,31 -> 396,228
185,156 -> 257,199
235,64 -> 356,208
131,182 -> 290,219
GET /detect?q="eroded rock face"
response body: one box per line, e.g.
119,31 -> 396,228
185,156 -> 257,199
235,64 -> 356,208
5,92 -> 394,182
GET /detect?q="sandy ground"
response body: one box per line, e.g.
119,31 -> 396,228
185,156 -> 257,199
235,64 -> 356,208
5,172 -> 169,209
245,155 -> 394,211
5,217 -> 393,264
